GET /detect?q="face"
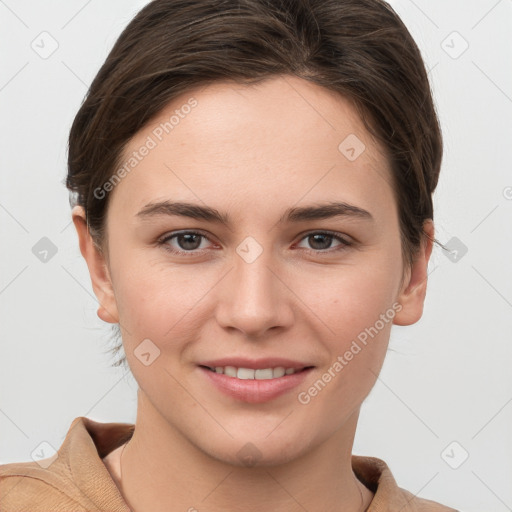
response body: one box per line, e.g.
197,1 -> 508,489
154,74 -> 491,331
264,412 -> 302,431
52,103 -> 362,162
75,74 -> 432,466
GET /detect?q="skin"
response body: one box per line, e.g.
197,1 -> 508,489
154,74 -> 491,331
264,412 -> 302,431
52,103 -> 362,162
73,74 -> 434,512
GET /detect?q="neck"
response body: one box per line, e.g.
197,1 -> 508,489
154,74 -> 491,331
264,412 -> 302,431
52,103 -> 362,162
115,390 -> 372,512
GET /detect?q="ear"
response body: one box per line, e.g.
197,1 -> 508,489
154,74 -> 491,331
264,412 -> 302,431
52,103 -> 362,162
393,219 -> 435,326
72,206 -> 119,324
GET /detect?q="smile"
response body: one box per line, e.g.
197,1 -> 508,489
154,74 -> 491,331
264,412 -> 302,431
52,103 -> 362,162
201,365 -> 311,379
198,365 -> 315,403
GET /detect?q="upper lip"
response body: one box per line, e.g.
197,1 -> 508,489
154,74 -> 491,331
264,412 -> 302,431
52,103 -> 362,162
198,357 -> 315,370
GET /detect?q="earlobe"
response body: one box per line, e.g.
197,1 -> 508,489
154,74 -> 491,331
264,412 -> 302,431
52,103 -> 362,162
393,219 -> 435,326
71,206 -> 119,324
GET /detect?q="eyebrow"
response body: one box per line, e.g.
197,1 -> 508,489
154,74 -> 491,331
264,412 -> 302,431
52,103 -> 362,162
135,200 -> 374,226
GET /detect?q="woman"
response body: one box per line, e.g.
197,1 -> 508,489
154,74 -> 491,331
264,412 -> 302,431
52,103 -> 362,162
0,0 -> 459,510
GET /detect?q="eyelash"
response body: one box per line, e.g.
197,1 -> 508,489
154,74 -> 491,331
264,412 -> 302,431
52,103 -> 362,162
157,230 -> 353,257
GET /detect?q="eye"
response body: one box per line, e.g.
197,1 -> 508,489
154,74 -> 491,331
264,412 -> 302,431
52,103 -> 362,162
157,230 -> 353,257
158,230 -> 215,256
295,231 -> 353,254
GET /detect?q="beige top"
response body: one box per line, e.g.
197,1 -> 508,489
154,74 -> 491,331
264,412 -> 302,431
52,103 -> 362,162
0,416 -> 458,511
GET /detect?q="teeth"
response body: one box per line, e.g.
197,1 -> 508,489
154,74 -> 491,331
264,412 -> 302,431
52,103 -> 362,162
224,366 -> 237,377
210,366 -> 303,379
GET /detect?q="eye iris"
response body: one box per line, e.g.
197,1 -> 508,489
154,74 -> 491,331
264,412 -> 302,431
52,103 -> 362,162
178,233 -> 202,250
309,234 -> 332,250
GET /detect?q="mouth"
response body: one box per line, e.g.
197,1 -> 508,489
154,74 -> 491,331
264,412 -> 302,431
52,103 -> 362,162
198,364 -> 315,403
199,365 -> 314,380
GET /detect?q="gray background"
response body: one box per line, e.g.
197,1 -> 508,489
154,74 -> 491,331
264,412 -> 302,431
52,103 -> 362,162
1,1 -> 511,510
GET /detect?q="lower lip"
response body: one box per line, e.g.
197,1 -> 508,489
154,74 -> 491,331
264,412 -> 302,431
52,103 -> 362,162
199,366 -> 314,403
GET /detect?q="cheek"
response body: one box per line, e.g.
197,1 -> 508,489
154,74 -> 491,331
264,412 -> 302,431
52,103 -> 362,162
296,258 -> 401,397
299,260 -> 401,338
110,249 -> 220,344
295,273 -> 398,417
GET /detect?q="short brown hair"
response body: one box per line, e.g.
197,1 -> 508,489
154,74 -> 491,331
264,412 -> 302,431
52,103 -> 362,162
66,0 -> 443,367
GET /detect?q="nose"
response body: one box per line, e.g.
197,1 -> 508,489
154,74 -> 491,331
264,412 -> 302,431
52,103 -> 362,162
215,245 -> 294,338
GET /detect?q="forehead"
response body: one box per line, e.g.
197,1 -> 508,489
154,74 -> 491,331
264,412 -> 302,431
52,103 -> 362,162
108,75 -> 396,224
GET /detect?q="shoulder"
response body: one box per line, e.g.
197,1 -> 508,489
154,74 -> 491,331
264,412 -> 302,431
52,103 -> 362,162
396,485 -> 460,511
0,460 -> 90,511
0,416 -> 133,512
352,455 -> 459,511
